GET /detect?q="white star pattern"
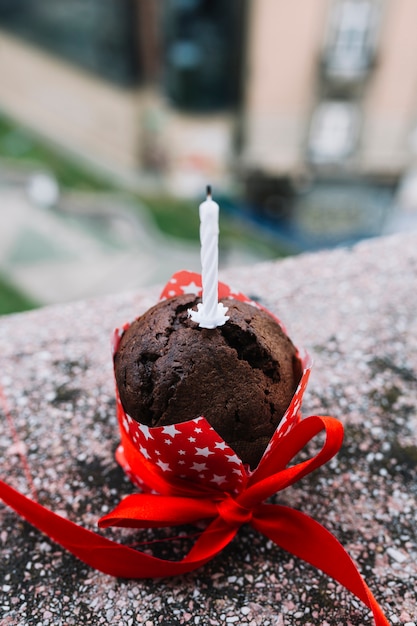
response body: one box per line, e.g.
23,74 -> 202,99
191,462 -> 207,472
162,424 -> 181,437
139,446 -> 151,460
215,441 -> 228,450
156,460 -> 171,472
122,410 -> 248,494
195,446 -> 214,457
181,281 -> 201,296
227,453 -> 241,465
211,474 -> 227,485
139,424 -> 154,441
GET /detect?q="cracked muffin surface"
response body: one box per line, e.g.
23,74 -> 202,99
114,293 -> 302,468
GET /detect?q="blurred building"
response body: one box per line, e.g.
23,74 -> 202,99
1,0 -> 417,207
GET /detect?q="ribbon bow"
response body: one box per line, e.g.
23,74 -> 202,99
0,413 -> 389,625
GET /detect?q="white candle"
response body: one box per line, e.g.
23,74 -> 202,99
188,186 -> 229,329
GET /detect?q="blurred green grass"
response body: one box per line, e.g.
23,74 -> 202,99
0,273 -> 39,315
140,193 -> 284,259
0,116 -> 112,191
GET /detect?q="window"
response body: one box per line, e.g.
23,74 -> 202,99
308,101 -> 360,163
162,0 -> 244,111
324,0 -> 378,80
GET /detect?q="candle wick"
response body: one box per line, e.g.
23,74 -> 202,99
206,184 -> 212,200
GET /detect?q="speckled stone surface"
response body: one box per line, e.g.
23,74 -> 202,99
1,232 -> 416,626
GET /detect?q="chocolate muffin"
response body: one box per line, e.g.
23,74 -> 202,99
114,294 -> 302,468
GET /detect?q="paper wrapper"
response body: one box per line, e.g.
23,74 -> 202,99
113,270 -> 311,496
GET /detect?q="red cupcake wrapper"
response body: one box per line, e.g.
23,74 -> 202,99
113,270 -> 311,496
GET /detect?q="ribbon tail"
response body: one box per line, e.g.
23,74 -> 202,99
0,479 -> 222,578
252,504 -> 390,626
99,493 -> 217,528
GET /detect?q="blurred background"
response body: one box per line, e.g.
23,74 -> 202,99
1,0 -> 417,315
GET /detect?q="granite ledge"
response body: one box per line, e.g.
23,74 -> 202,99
1,232 -> 417,626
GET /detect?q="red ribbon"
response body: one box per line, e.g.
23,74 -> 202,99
0,414 -> 389,625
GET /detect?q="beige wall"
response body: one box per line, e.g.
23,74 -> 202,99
361,0 -> 417,175
165,112 -> 235,196
0,30 -> 141,174
242,0 -> 417,180
0,30 -> 234,192
242,0 -> 330,174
